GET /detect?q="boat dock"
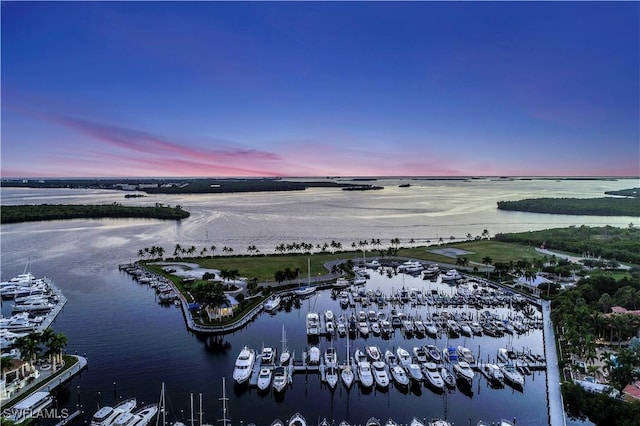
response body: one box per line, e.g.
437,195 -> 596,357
35,277 -> 68,332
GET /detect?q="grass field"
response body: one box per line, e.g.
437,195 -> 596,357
146,240 -> 546,283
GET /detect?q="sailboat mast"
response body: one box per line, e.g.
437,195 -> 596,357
190,393 -> 194,426
218,377 -> 230,426
308,258 -> 311,286
198,393 -> 203,426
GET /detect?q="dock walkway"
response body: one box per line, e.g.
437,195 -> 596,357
541,300 -> 566,426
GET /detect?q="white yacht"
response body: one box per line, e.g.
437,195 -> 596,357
422,362 -> 445,389
441,269 -> 462,282
452,361 -> 475,383
406,363 -> 424,383
131,403 -> 158,426
257,367 -> 273,391
357,360 -> 374,388
263,294 -> 281,312
389,364 -> 410,387
396,347 -> 412,368
232,346 -> 255,384
306,312 -> 320,337
484,363 -> 505,385
371,361 -> 390,388
272,366 -> 289,393
341,363 -> 355,389
457,345 -> 475,363
501,363 -> 525,388
261,346 -> 276,365
333,277 -> 350,288
325,365 -> 339,389
91,397 -> 137,426
440,365 -> 456,387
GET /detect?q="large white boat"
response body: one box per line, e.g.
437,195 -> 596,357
483,363 -> 504,385
371,361 -> 390,388
12,299 -> 54,312
341,363 -> 354,389
257,367 -> 273,391
389,364 -> 410,387
306,312 -> 320,337
457,345 -> 475,363
325,365 -> 339,389
452,361 -> 475,383
263,294 -> 281,312
406,363 -> 424,383
131,404 -> 158,426
272,366 -> 289,393
501,363 -> 525,388
112,404 -> 158,426
441,269 -> 462,282
332,277 -> 350,288
396,347 -> 412,368
91,397 -> 137,426
6,391 -> 54,423
232,346 -> 255,384
357,360 -> 374,388
422,362 -> 445,389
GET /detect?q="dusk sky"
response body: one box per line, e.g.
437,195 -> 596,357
2,1 -> 638,178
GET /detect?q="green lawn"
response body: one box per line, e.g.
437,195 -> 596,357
396,240 -> 544,265
148,240 -> 546,284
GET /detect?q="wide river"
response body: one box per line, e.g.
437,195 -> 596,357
1,177 -> 637,426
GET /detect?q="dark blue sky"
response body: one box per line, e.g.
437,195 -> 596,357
2,1 -> 638,177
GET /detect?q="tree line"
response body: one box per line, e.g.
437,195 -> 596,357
494,225 -> 640,265
496,197 -> 640,217
1,328 -> 68,374
1,203 -> 190,224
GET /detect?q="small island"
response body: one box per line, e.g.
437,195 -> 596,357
496,196 -> 640,217
1,203 -> 190,224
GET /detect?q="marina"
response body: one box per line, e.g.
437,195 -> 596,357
3,179 -> 634,425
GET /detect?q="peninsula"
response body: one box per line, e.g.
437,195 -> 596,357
1,204 -> 190,224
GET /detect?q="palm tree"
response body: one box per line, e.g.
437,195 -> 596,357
482,256 -> 494,278
14,333 -> 40,362
47,333 -> 67,372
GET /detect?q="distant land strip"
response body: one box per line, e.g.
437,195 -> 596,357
604,187 -> 639,198
1,204 -> 190,224
496,197 -> 640,217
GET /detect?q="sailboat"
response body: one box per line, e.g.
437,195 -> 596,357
218,378 -> 230,426
279,325 -> 291,365
293,258 -> 316,297
341,334 -> 354,389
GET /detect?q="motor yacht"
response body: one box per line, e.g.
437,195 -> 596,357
272,366 -> 289,393
357,360 -> 374,388
257,367 -> 272,391
372,361 -> 390,388
389,364 -> 410,387
232,346 -> 255,385
422,362 -> 445,389
263,295 -> 281,312
91,397 -> 137,426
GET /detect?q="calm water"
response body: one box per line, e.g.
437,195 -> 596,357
2,178 -> 636,425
